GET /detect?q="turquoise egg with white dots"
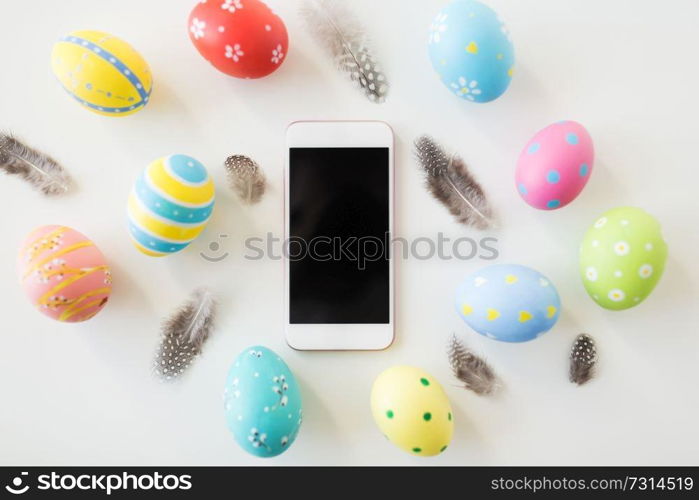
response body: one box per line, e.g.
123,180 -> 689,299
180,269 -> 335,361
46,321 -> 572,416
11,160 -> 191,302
428,0 -> 514,103
224,346 -> 303,458
455,264 -> 561,342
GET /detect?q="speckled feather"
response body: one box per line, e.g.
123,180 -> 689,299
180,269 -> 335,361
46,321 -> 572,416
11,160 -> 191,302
154,288 -> 216,381
448,334 -> 499,395
569,333 -> 597,385
301,0 -> 388,103
0,132 -> 71,195
224,155 -> 266,204
414,135 -> 494,230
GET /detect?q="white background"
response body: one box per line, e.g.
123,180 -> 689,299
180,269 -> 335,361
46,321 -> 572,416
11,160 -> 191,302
1,0 -> 698,465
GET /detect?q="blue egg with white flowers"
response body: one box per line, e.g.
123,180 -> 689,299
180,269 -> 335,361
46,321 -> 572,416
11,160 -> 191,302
224,346 -> 303,458
455,264 -> 561,342
428,0 -> 514,103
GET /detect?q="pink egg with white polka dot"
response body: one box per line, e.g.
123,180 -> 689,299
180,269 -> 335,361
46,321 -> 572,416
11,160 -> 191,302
515,121 -> 594,210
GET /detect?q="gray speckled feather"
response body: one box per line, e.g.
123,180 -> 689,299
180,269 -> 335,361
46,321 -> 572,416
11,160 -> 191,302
301,0 -> 388,103
224,155 -> 266,204
154,288 -> 216,381
0,132 -> 71,195
448,334 -> 499,396
414,135 -> 494,230
569,333 -> 597,385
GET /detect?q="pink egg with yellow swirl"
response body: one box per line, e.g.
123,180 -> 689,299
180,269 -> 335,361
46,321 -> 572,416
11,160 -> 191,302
515,121 -> 594,210
17,225 -> 112,323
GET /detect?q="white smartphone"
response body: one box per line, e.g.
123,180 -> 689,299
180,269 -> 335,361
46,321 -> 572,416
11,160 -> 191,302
284,121 -> 394,350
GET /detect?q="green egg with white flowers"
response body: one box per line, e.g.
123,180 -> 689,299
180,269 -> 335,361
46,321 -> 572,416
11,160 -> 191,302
580,207 -> 668,310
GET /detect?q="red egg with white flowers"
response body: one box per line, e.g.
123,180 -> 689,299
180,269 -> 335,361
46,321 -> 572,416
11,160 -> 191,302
188,0 -> 288,79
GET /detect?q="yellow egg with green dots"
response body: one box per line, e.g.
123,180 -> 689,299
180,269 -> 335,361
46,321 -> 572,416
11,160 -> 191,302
371,366 -> 454,457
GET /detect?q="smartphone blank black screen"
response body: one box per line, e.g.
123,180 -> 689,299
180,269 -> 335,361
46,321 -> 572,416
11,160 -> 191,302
289,147 -> 389,324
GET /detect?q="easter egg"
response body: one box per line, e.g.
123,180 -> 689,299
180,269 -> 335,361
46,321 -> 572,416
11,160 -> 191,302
51,30 -> 152,116
127,154 -> 215,257
455,264 -> 561,342
17,225 -> 112,322
516,121 -> 594,210
188,0 -> 288,79
580,207 -> 668,310
224,346 -> 303,458
428,0 -> 514,103
371,366 -> 453,457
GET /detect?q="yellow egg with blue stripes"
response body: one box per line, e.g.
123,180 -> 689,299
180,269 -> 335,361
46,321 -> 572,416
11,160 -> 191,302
51,30 -> 152,116
127,155 -> 215,257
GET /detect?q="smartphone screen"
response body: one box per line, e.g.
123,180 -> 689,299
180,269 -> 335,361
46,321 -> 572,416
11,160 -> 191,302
289,147 -> 390,324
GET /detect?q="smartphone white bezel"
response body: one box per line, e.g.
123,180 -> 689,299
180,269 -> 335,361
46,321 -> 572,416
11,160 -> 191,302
284,121 -> 395,351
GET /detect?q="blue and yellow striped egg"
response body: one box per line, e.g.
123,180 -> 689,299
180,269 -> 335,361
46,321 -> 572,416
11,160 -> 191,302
51,30 -> 152,116
127,155 -> 215,257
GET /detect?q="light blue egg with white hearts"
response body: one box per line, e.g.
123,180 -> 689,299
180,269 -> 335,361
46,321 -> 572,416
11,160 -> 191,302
455,264 -> 561,342
223,346 -> 303,458
428,0 -> 514,103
